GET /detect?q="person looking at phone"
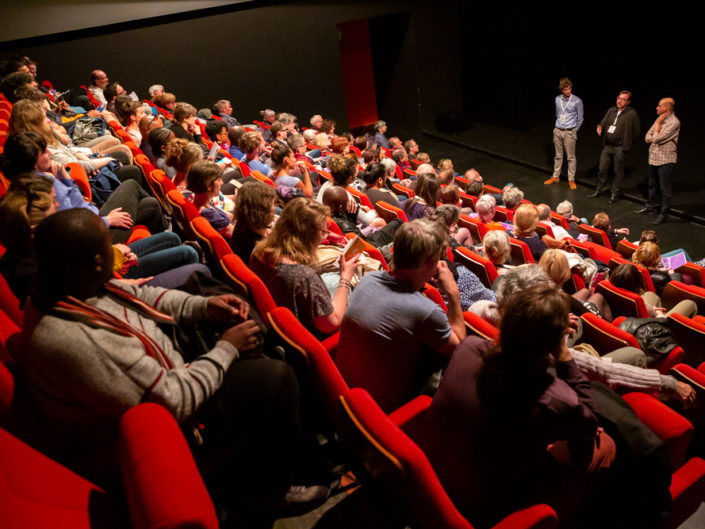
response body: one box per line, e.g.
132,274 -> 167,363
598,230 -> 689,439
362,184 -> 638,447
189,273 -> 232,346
335,218 -> 467,412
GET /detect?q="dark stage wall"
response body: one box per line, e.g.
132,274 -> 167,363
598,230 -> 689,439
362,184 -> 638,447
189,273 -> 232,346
1,0 -> 462,134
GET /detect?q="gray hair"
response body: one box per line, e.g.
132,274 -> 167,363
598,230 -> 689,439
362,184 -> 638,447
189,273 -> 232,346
287,133 -> 305,152
495,264 -> 552,307
476,194 -> 496,223
214,99 -> 230,113
556,200 -> 573,218
375,120 -> 386,131
502,186 -> 525,209
536,203 -> 551,220
277,112 -> 296,125
310,114 -> 322,127
416,163 -> 436,179
302,129 -> 317,143
261,108 -> 275,118
380,157 -> 396,176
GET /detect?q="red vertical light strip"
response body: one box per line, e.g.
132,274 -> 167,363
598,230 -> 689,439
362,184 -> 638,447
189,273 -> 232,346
338,18 -> 379,129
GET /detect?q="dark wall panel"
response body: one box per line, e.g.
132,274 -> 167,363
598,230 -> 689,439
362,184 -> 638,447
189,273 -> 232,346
4,1 -> 463,134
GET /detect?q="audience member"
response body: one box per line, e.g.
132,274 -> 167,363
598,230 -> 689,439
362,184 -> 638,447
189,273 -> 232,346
214,99 -> 240,128
186,161 -> 234,238
250,198 -> 359,337
611,262 -> 695,318
336,219 -> 466,412
88,69 -> 109,106
510,203 -> 547,261
363,162 -> 400,207
592,212 -> 629,248
20,207 -> 327,513
372,120 -> 389,149
231,181 -> 277,263
270,144 -> 313,198
170,102 -> 203,144
536,203 -> 571,240
418,283 -> 616,527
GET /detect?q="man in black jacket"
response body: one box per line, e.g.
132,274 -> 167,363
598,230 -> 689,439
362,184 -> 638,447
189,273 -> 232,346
589,90 -> 641,204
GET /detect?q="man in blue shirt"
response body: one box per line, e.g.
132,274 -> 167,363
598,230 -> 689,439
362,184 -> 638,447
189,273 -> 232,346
545,78 -> 583,190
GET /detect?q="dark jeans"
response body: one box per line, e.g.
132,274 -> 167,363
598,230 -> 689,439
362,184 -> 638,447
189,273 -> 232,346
646,163 -> 674,214
596,145 -> 625,196
99,179 -> 164,244
125,232 -> 199,278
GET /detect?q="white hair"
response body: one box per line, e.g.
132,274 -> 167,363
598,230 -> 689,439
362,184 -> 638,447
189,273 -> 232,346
148,84 -> 164,97
310,114 -> 322,127
556,200 -> 573,217
483,230 -> 510,262
476,194 -> 496,223
380,157 -> 396,176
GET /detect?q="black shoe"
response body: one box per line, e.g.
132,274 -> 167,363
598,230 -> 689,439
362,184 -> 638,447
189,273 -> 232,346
652,214 -> 667,225
608,195 -> 618,204
635,207 -> 657,215
588,191 -> 602,198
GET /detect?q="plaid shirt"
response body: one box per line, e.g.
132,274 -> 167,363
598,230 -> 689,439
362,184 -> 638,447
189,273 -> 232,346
646,113 -> 680,165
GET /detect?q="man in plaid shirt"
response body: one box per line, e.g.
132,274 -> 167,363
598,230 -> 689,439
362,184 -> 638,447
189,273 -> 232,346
637,98 -> 680,224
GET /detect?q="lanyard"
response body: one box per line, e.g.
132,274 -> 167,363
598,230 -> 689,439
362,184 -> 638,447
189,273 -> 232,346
559,94 -> 572,113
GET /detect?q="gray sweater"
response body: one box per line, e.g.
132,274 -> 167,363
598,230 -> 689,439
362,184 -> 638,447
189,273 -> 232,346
21,280 -> 238,438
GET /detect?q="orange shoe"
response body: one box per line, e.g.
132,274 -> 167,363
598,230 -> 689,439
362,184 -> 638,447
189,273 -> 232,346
569,180 -> 577,190
544,177 -> 559,185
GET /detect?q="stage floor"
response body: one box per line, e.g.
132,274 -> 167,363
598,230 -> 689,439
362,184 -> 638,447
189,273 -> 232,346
395,122 -> 705,262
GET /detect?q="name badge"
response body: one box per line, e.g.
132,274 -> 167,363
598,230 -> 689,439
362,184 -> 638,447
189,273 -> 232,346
559,114 -> 566,122
607,125 -> 616,134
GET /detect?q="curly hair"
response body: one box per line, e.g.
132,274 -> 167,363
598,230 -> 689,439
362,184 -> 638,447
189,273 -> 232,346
164,138 -> 203,173
327,154 -> 357,186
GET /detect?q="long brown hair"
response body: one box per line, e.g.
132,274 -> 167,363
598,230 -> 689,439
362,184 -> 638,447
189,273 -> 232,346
9,100 -> 55,146
253,198 -> 328,268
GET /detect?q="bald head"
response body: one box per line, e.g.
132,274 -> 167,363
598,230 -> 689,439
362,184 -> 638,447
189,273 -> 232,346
34,209 -> 113,302
536,203 -> 550,220
321,186 -> 350,215
464,168 -> 482,182
657,97 -> 675,116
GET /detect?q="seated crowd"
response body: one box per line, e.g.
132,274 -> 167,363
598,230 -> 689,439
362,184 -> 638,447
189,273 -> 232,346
2,55 -> 705,528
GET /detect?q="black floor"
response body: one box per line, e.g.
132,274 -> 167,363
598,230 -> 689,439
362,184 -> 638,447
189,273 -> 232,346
392,122 -> 705,261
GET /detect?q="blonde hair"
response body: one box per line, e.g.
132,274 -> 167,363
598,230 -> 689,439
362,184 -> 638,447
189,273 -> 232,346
538,249 -> 571,285
253,198 -> 329,268
313,133 -> 330,149
633,241 -> 662,269
513,204 -> 538,237
483,230 -> 510,264
437,158 -> 454,171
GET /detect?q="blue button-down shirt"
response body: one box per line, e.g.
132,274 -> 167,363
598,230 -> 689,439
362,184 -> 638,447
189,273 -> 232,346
43,173 -> 109,226
554,94 -> 584,131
